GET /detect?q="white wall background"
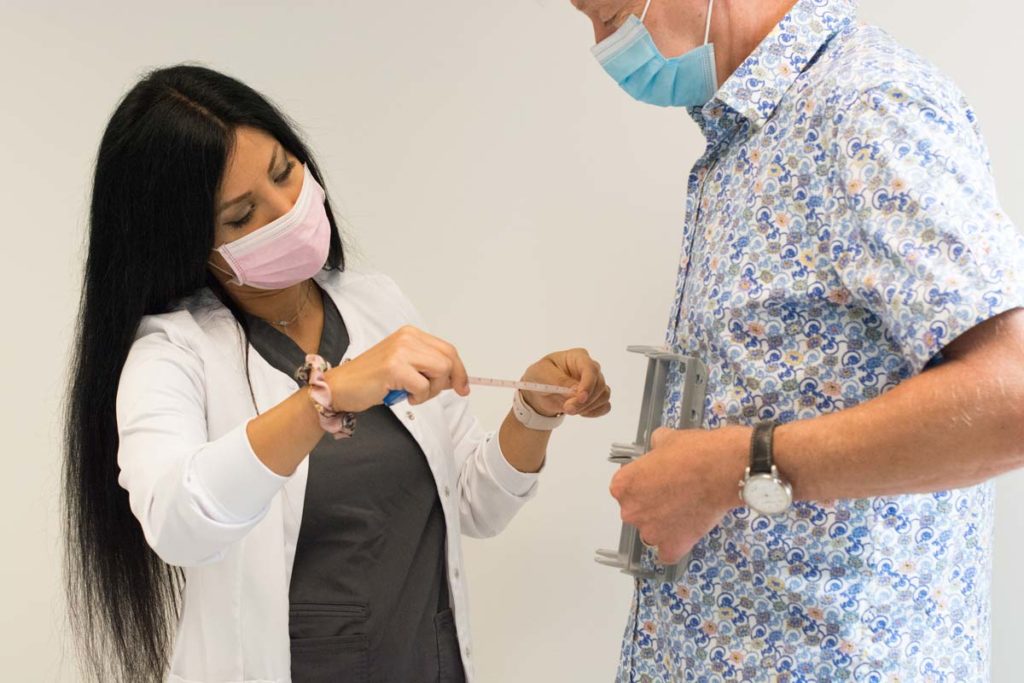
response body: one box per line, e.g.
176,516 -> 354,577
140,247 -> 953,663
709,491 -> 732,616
1,1 -> 1020,680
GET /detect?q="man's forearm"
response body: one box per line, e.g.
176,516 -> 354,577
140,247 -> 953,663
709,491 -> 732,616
774,328 -> 1024,502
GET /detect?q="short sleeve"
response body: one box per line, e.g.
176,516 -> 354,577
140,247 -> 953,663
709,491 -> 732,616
831,81 -> 1024,372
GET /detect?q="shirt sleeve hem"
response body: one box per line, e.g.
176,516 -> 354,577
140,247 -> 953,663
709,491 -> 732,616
483,432 -> 540,498
186,420 -> 290,524
907,299 -> 1024,374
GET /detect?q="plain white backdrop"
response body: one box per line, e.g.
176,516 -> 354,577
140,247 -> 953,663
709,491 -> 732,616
1,1 -> 1020,680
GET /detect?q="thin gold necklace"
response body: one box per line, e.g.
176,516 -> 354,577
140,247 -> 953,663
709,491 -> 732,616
268,282 -> 312,328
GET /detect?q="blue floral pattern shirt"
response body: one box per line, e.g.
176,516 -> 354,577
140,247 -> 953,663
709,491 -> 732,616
617,1 -> 1024,681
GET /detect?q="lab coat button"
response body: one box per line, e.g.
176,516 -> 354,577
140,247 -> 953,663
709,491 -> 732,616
406,411 -> 415,420
444,486 -> 451,498
454,568 -> 460,579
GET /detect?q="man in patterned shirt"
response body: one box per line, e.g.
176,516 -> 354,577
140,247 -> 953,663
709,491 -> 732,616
571,0 -> 1024,680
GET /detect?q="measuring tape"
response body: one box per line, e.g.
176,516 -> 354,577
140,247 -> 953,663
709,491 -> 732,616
384,376 -> 574,406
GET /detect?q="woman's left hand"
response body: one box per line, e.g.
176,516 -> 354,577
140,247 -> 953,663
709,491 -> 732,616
520,348 -> 611,419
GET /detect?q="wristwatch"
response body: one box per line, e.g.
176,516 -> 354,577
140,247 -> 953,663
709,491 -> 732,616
511,390 -> 565,431
739,421 -> 793,515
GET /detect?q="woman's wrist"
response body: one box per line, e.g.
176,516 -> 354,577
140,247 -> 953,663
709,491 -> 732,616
520,389 -> 562,418
297,355 -> 356,439
512,390 -> 565,431
323,364 -> 349,412
499,410 -> 550,474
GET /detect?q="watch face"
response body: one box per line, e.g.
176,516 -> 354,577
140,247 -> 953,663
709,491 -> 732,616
742,474 -> 792,515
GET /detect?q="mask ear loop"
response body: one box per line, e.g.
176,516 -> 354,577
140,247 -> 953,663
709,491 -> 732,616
207,256 -> 242,286
640,0 -> 653,23
704,0 -> 715,44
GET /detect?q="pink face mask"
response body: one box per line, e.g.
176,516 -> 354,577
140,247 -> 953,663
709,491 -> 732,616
211,164 -> 331,290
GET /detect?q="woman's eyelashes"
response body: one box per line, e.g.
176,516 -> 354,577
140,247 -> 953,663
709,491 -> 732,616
226,161 -> 297,228
275,159 -> 296,184
227,205 -> 254,229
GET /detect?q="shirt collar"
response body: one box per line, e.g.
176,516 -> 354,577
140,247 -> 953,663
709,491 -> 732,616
693,0 -> 856,136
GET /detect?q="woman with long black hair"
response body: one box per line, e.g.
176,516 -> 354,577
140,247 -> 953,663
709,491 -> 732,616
63,64 -> 611,683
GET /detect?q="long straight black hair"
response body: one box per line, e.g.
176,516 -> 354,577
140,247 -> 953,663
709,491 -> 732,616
63,64 -> 345,682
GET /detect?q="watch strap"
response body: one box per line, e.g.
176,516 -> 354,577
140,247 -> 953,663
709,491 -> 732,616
749,421 -> 778,475
512,390 -> 565,431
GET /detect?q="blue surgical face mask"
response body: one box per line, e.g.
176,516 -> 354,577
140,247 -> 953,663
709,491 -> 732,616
592,0 -> 718,108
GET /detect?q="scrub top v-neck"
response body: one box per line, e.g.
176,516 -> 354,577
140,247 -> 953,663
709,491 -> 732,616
244,286 -> 465,683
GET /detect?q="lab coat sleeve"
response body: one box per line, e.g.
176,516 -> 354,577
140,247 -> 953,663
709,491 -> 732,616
373,273 -> 540,538
115,327 -> 288,567
441,389 -> 540,538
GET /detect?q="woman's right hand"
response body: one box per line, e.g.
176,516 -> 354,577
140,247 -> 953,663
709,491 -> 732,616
326,325 -> 470,412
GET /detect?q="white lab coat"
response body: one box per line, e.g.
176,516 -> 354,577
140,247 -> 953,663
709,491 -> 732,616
116,269 -> 539,683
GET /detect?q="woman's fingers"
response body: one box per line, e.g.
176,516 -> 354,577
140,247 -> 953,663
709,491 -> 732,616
561,349 -> 600,415
378,326 -> 470,405
400,327 -> 470,396
580,387 -> 612,417
384,334 -> 613,418
573,370 -> 608,414
395,366 -> 432,405
522,389 -> 572,417
403,347 -> 459,402
580,402 -> 612,418
516,348 -> 609,417
426,338 -> 469,396
580,383 -> 612,416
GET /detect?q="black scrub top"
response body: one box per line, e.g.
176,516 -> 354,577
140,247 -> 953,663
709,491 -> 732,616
245,287 -> 466,683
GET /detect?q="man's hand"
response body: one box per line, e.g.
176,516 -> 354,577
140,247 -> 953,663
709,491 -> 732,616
609,426 -> 751,564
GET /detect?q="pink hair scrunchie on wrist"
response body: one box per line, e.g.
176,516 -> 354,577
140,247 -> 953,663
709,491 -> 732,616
295,354 -> 356,440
